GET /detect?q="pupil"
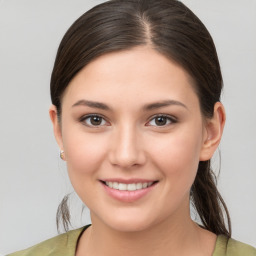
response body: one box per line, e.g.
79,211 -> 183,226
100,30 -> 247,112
156,116 -> 166,126
91,116 -> 102,125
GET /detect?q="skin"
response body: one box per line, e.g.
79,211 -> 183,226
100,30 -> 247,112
50,46 -> 225,256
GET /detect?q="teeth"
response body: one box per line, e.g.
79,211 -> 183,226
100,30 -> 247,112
118,183 -> 127,190
136,183 -> 142,189
142,182 -> 148,188
113,182 -> 119,189
127,184 -> 136,191
105,181 -> 154,191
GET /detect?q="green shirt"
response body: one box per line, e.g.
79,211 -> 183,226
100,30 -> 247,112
8,226 -> 256,256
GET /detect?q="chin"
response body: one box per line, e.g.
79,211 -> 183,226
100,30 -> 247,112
99,212 -> 159,233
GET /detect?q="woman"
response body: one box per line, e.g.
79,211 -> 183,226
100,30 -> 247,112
8,0 -> 256,255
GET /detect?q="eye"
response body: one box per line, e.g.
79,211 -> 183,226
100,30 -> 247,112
80,114 -> 108,127
147,115 -> 176,127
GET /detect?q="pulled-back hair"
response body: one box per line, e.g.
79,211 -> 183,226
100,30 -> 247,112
51,0 -> 231,237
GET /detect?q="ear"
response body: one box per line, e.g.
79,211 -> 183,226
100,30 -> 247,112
49,105 -> 65,160
200,102 -> 226,161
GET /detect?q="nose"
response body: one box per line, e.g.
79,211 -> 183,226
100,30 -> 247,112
108,124 -> 146,169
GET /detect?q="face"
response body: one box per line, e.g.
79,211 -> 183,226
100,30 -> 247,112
50,46 -> 221,232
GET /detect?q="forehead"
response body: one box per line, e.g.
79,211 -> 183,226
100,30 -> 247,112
62,46 -> 199,110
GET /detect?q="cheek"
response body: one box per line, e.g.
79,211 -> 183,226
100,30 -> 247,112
62,125 -> 108,179
148,128 -> 203,186
62,130 -> 110,205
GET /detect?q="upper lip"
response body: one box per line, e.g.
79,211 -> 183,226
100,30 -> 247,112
100,178 -> 158,184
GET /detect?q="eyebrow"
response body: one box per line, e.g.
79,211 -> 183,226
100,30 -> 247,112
143,100 -> 188,111
72,100 -> 111,110
72,99 -> 188,111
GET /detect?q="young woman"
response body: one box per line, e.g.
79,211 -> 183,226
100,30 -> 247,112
8,0 -> 256,255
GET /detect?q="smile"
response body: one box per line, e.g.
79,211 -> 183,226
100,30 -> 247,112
104,181 -> 154,191
100,180 -> 158,202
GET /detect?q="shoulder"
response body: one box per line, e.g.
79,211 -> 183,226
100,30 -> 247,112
213,235 -> 256,256
7,226 -> 86,256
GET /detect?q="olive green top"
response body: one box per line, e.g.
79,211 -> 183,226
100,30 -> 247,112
8,225 -> 256,256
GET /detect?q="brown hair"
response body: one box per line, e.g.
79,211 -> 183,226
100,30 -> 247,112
51,0 -> 231,236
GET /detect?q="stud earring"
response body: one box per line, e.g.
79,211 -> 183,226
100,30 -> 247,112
60,150 -> 65,160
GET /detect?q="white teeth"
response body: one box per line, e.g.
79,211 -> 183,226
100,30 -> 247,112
118,183 -> 127,190
142,182 -> 148,188
113,182 -> 119,189
105,181 -> 155,191
136,183 -> 142,189
127,184 -> 136,191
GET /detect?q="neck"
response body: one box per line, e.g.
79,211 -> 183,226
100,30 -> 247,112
76,205 -> 216,256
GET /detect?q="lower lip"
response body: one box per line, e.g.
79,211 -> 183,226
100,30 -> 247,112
101,182 -> 157,203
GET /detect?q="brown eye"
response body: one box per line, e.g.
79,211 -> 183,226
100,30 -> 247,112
155,116 -> 168,126
82,115 -> 107,127
90,116 -> 103,125
147,115 -> 176,127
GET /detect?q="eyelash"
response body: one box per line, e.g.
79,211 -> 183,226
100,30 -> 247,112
146,114 -> 177,127
79,114 -> 177,128
79,114 -> 109,127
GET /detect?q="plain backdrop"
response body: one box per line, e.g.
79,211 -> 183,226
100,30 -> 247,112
0,0 -> 255,254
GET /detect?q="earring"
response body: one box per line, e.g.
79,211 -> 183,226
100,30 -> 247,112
60,150 -> 65,160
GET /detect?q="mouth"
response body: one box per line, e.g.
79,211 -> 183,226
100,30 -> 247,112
100,180 -> 159,191
100,179 -> 159,202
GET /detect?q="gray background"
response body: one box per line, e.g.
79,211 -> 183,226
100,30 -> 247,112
0,0 -> 255,254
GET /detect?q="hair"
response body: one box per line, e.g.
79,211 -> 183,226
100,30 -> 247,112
51,0 -> 231,236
